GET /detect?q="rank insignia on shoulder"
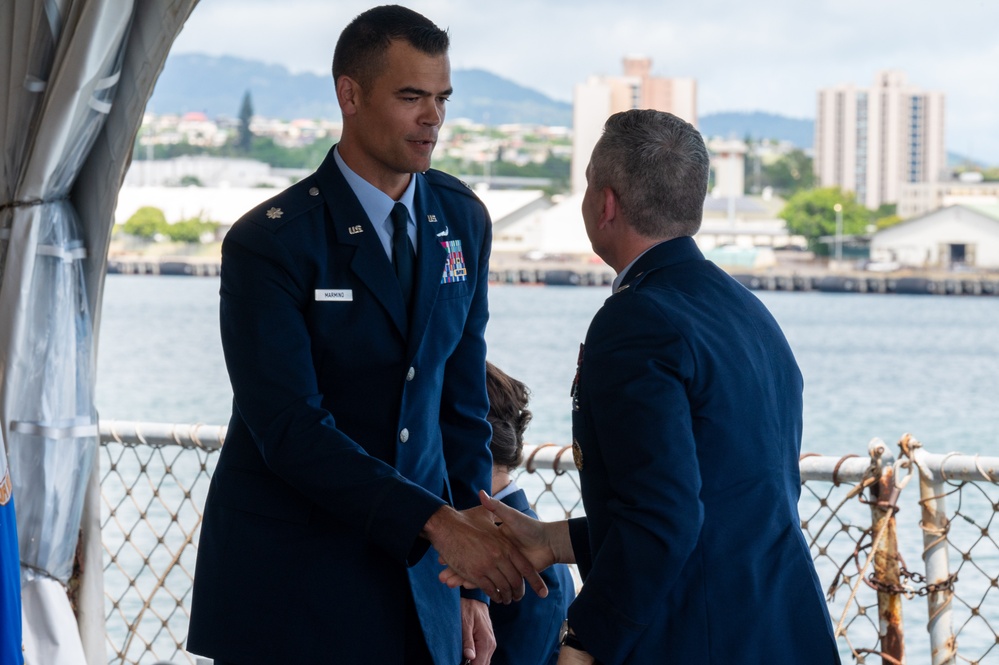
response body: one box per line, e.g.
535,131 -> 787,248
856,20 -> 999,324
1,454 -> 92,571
266,207 -> 284,220
572,438 -> 584,471
348,225 -> 363,235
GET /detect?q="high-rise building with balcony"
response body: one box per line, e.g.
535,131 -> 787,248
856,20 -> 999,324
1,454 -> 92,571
571,56 -> 697,193
815,70 -> 945,209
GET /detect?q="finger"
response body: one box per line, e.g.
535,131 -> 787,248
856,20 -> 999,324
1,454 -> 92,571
478,575 -> 506,604
439,567 -> 464,588
488,557 -> 528,603
461,617 -> 475,661
509,548 -> 549,599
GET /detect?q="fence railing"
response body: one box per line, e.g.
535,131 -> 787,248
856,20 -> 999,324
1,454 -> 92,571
95,421 -> 999,664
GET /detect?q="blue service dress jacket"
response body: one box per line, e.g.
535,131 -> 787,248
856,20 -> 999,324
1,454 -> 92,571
489,488 -> 575,665
187,146 -> 493,665
565,237 -> 841,665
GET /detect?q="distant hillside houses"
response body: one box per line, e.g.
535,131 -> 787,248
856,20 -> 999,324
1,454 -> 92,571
136,114 -> 573,174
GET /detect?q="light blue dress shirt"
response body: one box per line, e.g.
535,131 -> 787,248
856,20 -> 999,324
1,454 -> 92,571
333,146 -> 418,261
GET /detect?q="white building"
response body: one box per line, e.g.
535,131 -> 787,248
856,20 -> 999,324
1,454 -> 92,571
707,138 -> 747,199
898,179 -> 999,219
815,70 -> 945,210
870,204 -> 999,269
123,155 -> 307,188
571,56 -> 697,193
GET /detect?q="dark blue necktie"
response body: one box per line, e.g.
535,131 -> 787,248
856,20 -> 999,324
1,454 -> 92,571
391,202 -> 415,308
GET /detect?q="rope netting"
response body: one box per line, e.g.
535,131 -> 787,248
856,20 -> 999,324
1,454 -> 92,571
93,427 -> 998,664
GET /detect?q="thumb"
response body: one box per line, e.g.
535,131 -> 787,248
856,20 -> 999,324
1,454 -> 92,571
479,488 -> 511,518
478,488 -> 498,511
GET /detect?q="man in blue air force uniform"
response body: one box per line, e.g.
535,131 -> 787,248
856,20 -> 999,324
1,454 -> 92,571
448,110 -> 842,664
188,7 -> 544,665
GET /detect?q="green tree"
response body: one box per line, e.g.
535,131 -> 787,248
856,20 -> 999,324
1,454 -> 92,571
163,215 -> 220,243
238,90 -> 254,153
121,206 -> 168,239
779,188 -> 867,254
763,149 -> 815,195
875,214 -> 903,230
871,203 -> 901,230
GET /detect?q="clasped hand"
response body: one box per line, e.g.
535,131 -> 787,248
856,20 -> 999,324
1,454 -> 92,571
437,490 -> 558,600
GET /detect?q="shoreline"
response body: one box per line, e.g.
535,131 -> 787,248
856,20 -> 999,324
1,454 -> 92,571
106,251 -> 999,296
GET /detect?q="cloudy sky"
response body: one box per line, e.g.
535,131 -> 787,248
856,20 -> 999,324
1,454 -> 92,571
171,0 -> 999,164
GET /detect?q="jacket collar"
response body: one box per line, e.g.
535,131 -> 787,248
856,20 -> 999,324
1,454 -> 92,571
615,236 -> 703,293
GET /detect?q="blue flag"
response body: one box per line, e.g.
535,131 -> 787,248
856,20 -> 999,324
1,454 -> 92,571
1,465 -> 23,665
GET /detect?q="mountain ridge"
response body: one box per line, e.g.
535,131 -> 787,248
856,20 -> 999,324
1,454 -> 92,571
149,54 -> 815,146
145,54 -> 989,166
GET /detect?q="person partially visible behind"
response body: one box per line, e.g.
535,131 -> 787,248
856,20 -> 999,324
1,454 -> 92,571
486,361 -> 576,665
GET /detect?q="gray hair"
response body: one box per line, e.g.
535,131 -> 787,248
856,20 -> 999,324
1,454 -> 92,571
589,109 -> 709,239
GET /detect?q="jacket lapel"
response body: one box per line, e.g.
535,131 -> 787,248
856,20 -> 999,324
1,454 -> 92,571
407,175 -> 447,355
315,151 -> 409,338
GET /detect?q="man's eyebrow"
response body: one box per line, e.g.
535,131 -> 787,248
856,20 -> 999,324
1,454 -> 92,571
397,86 -> 453,97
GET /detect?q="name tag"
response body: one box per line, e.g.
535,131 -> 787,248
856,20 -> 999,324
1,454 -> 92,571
315,289 -> 353,302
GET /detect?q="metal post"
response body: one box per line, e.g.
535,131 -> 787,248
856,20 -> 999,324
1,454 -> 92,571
914,447 -> 957,665
868,439 -> 905,664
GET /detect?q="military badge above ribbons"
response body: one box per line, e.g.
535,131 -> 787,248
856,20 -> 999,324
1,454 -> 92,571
440,239 -> 467,283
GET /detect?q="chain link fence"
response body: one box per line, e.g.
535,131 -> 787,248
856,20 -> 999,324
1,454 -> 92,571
94,422 -> 998,664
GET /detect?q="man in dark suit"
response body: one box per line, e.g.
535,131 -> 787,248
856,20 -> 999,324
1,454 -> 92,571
187,7 -> 543,665
445,109 -> 841,664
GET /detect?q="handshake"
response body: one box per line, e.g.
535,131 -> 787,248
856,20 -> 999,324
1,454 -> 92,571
424,489 -> 574,604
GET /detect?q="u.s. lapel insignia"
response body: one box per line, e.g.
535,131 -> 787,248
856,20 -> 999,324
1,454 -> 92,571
348,225 -> 363,235
427,214 -> 438,223
572,438 -> 584,471
266,207 -> 283,220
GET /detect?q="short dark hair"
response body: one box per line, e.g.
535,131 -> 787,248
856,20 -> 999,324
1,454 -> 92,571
332,5 -> 449,87
589,109 -> 709,239
485,361 -> 532,470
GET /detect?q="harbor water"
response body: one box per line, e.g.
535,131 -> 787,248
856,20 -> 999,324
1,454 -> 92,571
97,275 -> 999,457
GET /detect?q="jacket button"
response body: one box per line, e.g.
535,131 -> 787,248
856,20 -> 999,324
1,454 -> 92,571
399,428 -> 409,443
406,367 -> 416,382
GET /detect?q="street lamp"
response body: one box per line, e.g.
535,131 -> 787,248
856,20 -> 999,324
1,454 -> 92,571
833,203 -> 843,265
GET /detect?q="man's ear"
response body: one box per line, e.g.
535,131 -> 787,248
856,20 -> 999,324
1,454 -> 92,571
337,76 -> 360,116
598,187 -> 618,230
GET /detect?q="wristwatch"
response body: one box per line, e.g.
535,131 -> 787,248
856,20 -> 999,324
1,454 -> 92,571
559,621 -> 586,652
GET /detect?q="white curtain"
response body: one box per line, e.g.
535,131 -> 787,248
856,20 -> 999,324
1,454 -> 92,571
0,1 -> 199,663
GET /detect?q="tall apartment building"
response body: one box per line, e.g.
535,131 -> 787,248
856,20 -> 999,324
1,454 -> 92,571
815,70 -> 945,209
571,56 -> 697,193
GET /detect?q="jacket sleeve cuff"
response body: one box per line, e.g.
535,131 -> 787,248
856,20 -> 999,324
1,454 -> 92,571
567,516 -> 592,577
364,479 -> 446,565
